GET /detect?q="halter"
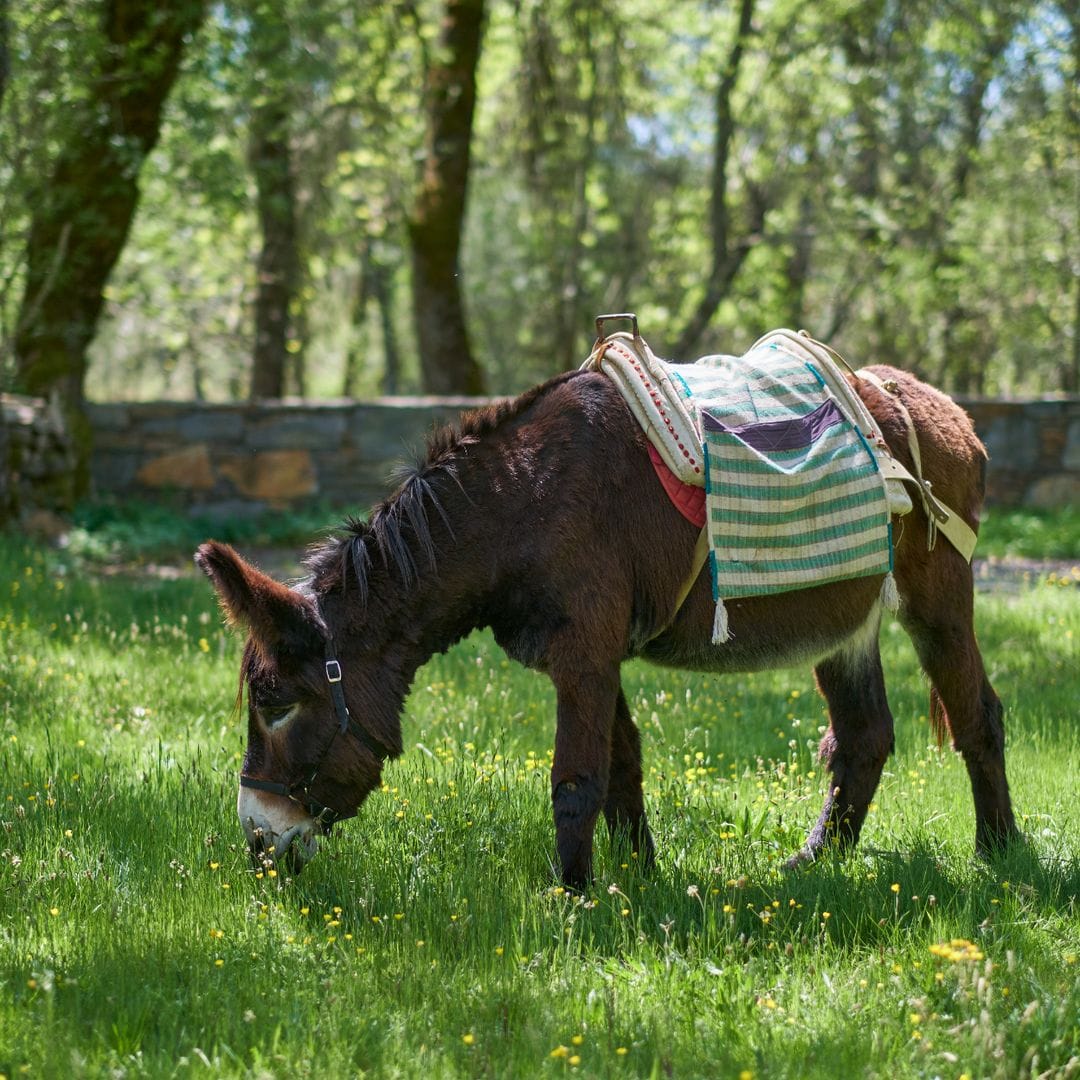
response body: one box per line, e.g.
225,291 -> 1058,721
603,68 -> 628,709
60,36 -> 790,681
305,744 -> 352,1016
238,640 -> 391,826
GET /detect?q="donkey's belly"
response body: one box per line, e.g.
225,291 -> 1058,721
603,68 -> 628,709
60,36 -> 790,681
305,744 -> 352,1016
641,575 -> 885,674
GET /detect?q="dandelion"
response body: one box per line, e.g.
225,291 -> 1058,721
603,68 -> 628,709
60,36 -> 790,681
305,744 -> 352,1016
462,1033 -> 475,1046
615,1047 -> 628,1056
928,939 -> 984,963
890,883 -> 900,894
198,638 -> 210,653
571,1034 -> 584,1046
569,1055 -> 581,1066
550,1045 -> 569,1059
49,907 -> 59,917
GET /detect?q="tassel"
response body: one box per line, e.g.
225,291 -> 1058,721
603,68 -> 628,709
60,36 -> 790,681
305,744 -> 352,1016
711,597 -> 732,644
880,571 -> 900,612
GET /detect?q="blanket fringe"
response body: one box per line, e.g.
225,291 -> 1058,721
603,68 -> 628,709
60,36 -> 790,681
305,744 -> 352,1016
711,598 -> 732,644
880,571 -> 900,612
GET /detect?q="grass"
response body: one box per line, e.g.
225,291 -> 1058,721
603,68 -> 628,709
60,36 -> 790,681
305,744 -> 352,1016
975,507 -> 1080,560
64,500 -> 341,565
0,517 -> 1077,1079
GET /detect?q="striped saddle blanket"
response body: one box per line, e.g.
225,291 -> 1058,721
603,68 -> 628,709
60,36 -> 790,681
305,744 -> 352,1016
583,327 -> 912,642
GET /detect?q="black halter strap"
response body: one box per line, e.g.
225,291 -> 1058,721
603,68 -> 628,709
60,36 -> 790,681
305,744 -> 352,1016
239,637 -> 391,825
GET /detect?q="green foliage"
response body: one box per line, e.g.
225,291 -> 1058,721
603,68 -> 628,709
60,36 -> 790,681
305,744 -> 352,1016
2,0 -> 1078,399
977,507 -> 1080,560
0,535 -> 1078,1076
59,499 -> 342,563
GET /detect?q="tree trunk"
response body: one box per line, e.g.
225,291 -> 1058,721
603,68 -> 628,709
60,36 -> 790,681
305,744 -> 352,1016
12,0 -> 205,490
346,239 -> 403,396
374,257 -> 402,396
248,12 -> 298,400
552,6 -> 599,375
407,0 -> 486,395
0,0 -> 9,115
672,0 -> 760,359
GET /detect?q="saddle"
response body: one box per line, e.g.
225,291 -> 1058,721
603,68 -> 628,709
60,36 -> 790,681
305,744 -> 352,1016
582,316 -> 977,642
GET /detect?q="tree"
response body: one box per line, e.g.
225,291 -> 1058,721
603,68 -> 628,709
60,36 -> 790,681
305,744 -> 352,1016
247,1 -> 300,400
15,0 -> 1069,405
407,0 -> 487,395
0,0 -> 9,113
671,0 -> 763,358
12,0 -> 205,486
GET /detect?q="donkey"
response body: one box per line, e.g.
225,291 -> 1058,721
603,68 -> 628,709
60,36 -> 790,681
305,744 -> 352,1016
196,364 -> 1017,888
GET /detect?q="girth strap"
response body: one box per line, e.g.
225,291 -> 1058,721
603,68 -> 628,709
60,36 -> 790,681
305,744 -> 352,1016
855,369 -> 978,562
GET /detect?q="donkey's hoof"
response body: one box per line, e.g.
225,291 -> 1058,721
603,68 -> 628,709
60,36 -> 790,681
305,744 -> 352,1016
782,847 -> 818,871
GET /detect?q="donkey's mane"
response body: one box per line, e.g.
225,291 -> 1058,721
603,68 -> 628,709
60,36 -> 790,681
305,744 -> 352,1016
304,372 -> 579,602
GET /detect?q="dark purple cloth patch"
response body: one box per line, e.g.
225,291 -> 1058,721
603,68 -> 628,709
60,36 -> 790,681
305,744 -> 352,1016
701,397 -> 845,452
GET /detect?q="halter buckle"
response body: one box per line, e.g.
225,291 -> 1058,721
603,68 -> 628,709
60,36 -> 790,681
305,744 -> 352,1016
325,659 -> 343,683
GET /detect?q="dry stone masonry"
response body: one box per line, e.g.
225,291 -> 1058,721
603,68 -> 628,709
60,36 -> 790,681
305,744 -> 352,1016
82,396 -> 1080,516
0,393 -> 75,523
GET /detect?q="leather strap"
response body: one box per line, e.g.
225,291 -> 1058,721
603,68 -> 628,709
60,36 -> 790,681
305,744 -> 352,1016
855,369 -> 978,562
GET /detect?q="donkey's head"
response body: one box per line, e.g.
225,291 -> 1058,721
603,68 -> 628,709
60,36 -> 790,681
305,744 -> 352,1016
195,541 -> 389,873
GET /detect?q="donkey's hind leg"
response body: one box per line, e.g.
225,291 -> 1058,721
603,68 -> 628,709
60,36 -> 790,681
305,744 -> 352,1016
897,557 -> 1017,855
791,609 -> 895,865
603,687 -> 657,868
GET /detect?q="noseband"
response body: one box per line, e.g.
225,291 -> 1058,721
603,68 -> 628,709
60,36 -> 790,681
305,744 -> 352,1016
239,641 -> 391,826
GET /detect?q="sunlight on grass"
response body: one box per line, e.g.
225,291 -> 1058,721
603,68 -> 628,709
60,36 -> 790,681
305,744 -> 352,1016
0,533 -> 1077,1078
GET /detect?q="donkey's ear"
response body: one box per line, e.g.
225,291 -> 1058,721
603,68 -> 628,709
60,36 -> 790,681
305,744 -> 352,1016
194,541 -> 321,656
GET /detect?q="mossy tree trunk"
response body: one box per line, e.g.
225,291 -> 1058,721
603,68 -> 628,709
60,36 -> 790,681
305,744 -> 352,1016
13,0 -> 206,493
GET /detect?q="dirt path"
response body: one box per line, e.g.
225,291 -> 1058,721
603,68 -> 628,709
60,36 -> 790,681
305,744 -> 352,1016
973,556 -> 1079,594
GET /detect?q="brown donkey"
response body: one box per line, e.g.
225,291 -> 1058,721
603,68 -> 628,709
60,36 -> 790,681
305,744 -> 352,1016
196,364 -> 1017,888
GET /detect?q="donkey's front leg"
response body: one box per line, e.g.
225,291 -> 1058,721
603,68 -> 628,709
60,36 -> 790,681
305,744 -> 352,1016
551,667 -> 620,889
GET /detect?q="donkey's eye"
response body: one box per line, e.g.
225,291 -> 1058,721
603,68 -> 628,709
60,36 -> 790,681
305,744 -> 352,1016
259,704 -> 298,729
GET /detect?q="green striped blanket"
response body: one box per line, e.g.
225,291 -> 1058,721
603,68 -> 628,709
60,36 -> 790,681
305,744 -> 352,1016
667,338 -> 893,642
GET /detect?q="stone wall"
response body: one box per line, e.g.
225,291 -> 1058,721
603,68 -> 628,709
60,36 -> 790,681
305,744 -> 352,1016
1,393 -> 74,523
961,398 -> 1080,509
86,397 -> 489,517
84,395 -> 1080,515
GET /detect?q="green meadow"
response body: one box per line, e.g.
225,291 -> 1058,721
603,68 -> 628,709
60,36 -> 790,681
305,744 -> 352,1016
0,516 -> 1077,1079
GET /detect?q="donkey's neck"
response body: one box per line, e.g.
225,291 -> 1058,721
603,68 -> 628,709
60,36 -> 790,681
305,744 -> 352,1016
311,418 -> 525,682
310,370 -> 603,706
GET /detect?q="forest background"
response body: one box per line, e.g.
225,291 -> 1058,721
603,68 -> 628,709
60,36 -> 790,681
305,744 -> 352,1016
1,0 -> 1078,457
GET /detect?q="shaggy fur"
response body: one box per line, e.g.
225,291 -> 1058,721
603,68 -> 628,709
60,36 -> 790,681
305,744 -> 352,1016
198,365 -> 1018,887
